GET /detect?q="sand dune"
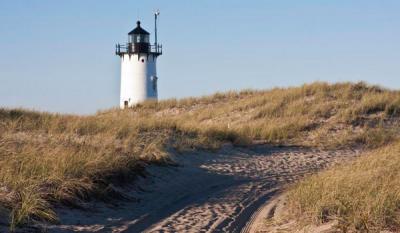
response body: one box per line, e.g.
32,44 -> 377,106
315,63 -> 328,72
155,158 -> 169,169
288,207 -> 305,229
43,145 -> 359,233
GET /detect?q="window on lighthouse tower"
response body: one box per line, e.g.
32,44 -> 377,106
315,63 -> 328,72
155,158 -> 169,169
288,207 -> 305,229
128,34 -> 149,43
132,34 -> 149,43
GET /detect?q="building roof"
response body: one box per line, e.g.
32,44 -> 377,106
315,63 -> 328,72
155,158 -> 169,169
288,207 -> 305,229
128,21 -> 150,35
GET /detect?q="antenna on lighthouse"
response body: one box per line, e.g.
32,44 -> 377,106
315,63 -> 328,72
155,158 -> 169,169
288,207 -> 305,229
154,9 -> 160,46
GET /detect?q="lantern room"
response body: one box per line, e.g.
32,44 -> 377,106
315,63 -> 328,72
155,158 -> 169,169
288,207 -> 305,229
128,21 -> 150,44
115,20 -> 162,56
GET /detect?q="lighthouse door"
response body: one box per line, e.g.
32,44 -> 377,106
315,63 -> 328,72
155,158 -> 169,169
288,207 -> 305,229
124,101 -> 128,108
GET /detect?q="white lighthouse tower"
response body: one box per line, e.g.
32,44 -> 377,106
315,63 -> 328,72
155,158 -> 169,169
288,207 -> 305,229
116,13 -> 162,109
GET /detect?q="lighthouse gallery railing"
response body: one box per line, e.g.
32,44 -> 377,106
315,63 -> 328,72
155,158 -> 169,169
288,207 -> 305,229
115,43 -> 162,56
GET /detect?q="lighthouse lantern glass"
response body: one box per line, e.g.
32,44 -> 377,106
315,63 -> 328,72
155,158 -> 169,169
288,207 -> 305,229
129,34 -> 149,44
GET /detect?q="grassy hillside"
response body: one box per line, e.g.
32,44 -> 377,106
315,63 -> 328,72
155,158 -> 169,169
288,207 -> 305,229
0,109 -> 235,229
1,82 -> 400,230
123,81 -> 400,148
287,142 -> 400,232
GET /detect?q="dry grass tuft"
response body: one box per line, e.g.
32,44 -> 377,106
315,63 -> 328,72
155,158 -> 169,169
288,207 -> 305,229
287,142 -> 400,232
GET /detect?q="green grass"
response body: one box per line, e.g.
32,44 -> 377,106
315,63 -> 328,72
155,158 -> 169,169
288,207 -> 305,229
1,81 -> 400,230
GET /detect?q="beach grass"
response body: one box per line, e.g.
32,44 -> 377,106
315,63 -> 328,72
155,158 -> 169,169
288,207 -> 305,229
1,81 -> 399,230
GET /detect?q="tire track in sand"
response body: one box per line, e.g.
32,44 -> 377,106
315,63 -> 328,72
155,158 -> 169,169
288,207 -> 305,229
49,145 -> 359,233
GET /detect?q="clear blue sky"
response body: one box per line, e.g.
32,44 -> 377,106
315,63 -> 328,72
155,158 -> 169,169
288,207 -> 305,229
0,1 -> 399,114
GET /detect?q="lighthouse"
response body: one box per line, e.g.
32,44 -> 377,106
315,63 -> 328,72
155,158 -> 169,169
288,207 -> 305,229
116,12 -> 162,109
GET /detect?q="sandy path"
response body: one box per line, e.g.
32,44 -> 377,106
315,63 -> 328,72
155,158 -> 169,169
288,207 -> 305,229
44,145 -> 359,233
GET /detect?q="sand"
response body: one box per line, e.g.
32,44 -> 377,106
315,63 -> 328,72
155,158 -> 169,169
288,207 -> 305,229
249,193 -> 342,233
34,144 -> 359,232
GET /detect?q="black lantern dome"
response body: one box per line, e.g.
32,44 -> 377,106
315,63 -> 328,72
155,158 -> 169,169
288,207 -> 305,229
128,21 -> 150,35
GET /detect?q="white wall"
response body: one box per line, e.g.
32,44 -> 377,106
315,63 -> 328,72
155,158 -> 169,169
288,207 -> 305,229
120,54 -> 158,108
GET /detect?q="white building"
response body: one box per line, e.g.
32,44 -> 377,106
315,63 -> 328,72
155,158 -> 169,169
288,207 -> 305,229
116,18 -> 162,109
